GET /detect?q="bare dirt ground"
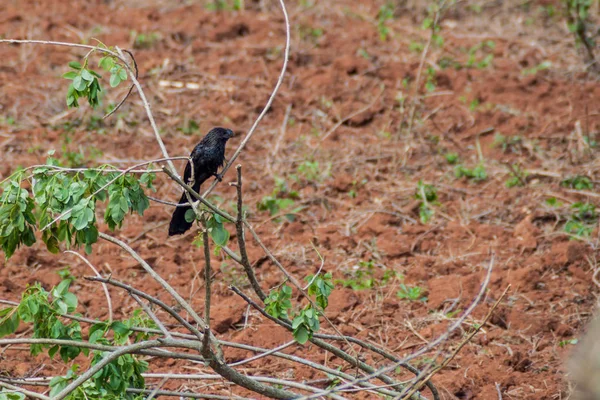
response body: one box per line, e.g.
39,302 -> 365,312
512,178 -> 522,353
1,0 -> 600,399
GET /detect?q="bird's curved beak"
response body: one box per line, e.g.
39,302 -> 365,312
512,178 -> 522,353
227,129 -> 235,138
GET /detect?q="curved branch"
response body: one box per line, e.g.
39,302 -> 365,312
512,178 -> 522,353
201,0 -> 291,198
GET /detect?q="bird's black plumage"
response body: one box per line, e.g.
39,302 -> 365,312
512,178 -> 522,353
168,127 -> 234,236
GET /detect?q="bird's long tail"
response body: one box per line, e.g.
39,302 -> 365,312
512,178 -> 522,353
168,191 -> 195,236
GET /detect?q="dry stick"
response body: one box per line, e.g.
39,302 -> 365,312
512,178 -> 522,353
227,343 -> 402,398
234,165 -> 267,301
201,216 -> 212,354
4,42 -> 180,192
114,46 -> 177,175
270,104 -> 292,164
398,285 -> 510,400
85,278 -> 298,399
405,1 -> 447,137
137,374 -> 347,400
311,333 -> 439,400
130,293 -> 172,339
0,303 -> 395,397
0,381 -> 50,400
240,222 -> 423,395
98,232 -> 210,331
64,250 -> 113,323
301,255 -> 496,400
201,0 -> 290,199
0,337 -> 206,363
145,377 -> 168,400
85,276 -> 205,340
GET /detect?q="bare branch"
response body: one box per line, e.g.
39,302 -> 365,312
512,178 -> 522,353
64,250 -> 113,323
201,0 -> 291,197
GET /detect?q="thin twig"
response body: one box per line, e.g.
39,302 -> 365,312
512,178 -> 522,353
64,250 -> 113,323
234,165 -> 266,301
399,284 -> 510,399
115,46 -> 177,175
0,381 -> 50,400
130,293 -> 172,339
201,0 -> 290,198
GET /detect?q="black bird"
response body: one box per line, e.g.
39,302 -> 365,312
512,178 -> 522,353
168,127 -> 234,236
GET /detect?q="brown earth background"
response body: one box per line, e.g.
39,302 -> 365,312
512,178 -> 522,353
1,0 -> 600,399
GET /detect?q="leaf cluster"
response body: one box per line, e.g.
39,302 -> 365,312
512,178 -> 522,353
0,162 -> 155,259
264,273 -> 334,345
63,53 -> 128,109
0,273 -> 154,399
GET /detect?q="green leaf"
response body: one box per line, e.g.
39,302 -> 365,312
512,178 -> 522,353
99,56 -> 114,71
293,325 -> 309,344
63,292 -> 78,312
53,279 -> 71,297
210,224 -> 230,246
118,68 -> 127,81
73,76 -> 87,91
62,71 -> 77,80
81,69 -> 95,82
111,321 -> 131,335
184,209 -> 196,223
69,61 -> 82,70
109,73 -> 121,88
0,307 -> 20,338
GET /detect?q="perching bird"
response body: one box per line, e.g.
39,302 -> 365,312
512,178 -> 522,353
168,127 -> 234,236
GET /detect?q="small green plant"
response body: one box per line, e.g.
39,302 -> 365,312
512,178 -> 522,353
0,115 -> 15,127
564,0 -> 597,65
191,212 -> 230,252
397,284 -> 427,302
558,338 -> 579,347
415,181 -> 438,224
298,25 -> 324,44
561,176 -> 593,190
294,160 -> 331,182
265,284 -> 293,319
564,202 -> 597,238
336,261 -> 376,290
505,164 -> 527,188
206,0 -> 244,11
177,119 -> 200,136
62,47 -> 129,109
522,60 -> 552,75
493,133 -> 522,153
130,31 -> 161,49
336,261 -> 399,290
257,177 -> 302,221
377,3 -> 395,41
465,41 -> 495,69
265,273 -> 334,344
424,66 -> 437,92
444,152 -> 459,164
63,61 -> 103,108
455,164 -> 487,182
0,157 -> 155,258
